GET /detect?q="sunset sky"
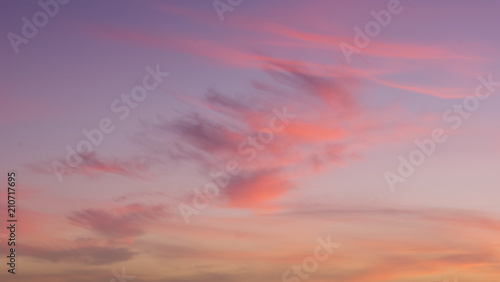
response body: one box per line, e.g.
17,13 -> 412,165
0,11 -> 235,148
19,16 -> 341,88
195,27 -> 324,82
1,0 -> 500,281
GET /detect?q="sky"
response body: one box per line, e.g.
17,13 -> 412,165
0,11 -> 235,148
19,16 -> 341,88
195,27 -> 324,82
1,0 -> 500,281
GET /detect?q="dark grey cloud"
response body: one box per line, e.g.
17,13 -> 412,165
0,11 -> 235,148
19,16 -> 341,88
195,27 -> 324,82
68,204 -> 169,239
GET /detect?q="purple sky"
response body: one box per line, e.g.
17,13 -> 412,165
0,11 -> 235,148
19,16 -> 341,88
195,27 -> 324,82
1,0 -> 500,281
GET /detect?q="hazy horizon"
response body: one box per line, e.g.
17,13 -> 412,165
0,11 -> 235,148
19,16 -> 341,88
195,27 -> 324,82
1,0 -> 500,281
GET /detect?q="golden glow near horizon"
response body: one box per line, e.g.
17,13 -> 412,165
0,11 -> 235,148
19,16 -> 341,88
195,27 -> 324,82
1,0 -> 500,281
